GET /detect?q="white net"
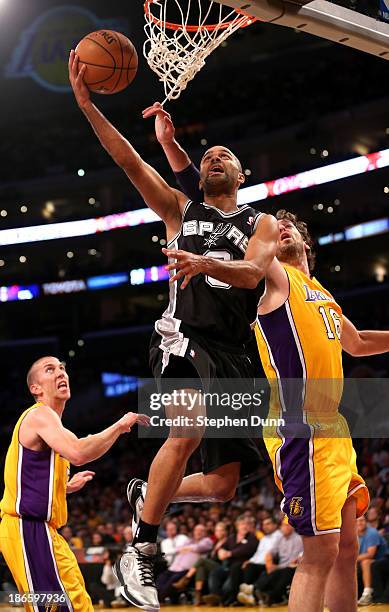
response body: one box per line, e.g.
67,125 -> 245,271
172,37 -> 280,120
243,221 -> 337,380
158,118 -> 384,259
144,0 -> 255,103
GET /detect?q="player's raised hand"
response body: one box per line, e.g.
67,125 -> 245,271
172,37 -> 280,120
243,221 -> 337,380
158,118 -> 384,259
68,50 -> 90,109
118,412 -> 150,433
66,470 -> 95,493
142,102 -> 175,145
163,247 -> 205,290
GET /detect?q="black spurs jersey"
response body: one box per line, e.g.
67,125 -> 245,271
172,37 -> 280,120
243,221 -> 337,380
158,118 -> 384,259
155,201 -> 263,351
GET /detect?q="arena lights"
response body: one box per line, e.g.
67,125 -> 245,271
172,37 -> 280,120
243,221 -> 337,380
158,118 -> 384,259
42,280 -> 87,295
130,265 -> 169,286
102,372 -> 139,397
236,148 -> 389,206
318,217 -> 389,246
0,148 -> 389,247
87,273 -> 129,290
0,215 -> 388,304
0,285 -> 40,302
0,264 -> 171,303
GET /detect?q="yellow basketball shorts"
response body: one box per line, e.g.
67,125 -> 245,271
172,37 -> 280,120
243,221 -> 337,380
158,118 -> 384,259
264,418 -> 369,536
0,514 -> 93,611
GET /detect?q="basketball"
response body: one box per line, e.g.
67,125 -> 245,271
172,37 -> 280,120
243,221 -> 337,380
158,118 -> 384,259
75,30 -> 138,94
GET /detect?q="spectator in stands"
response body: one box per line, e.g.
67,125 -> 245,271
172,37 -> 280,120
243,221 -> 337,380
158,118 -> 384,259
60,526 -> 83,549
367,507 -> 382,531
113,523 -> 126,544
357,514 -> 388,606
160,520 -> 189,567
88,549 -> 120,608
203,515 -> 258,606
156,523 -> 213,603
102,522 -> 117,545
172,521 -> 228,605
254,519 -> 303,607
372,551 -> 389,604
237,516 -> 282,605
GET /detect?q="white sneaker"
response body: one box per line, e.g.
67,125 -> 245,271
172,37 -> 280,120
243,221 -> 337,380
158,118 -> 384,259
113,542 -> 159,611
239,584 -> 254,595
237,592 -> 256,606
358,591 -> 373,606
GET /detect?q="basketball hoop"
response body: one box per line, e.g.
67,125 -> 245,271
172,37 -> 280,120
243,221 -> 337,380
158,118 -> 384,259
144,0 -> 256,102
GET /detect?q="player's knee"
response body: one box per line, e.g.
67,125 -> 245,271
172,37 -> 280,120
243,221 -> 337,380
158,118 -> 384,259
211,481 -> 236,502
338,536 -> 359,563
303,537 -> 339,572
166,436 -> 201,457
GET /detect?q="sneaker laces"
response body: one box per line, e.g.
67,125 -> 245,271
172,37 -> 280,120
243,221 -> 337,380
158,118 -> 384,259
136,549 -> 156,587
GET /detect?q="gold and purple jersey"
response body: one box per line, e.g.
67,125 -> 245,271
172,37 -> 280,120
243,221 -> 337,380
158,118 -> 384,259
254,264 -> 368,536
0,404 -> 69,529
255,264 -> 344,423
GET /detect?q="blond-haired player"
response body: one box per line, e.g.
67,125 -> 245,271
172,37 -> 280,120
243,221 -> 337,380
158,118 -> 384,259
0,356 -> 149,611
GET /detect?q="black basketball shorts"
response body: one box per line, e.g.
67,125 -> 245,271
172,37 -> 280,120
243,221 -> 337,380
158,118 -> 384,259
149,330 -> 262,477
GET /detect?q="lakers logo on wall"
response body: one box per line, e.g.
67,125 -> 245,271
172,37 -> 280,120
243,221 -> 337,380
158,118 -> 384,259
289,497 -> 304,517
5,6 -> 128,92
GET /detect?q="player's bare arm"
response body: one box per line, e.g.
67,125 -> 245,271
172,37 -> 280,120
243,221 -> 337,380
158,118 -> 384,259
68,51 -> 187,239
163,214 -> 279,290
340,315 -> 389,356
22,406 -> 149,466
143,102 -> 192,172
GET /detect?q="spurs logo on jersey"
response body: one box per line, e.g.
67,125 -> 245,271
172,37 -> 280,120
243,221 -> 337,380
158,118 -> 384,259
182,218 -> 250,253
155,201 -> 264,349
204,222 -> 232,248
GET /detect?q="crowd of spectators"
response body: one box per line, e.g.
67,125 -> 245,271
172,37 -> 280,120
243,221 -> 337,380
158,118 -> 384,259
3,436 -> 386,607
56,440 -> 388,608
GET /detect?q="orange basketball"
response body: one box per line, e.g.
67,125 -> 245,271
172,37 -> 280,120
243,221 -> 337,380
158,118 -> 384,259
75,30 -> 138,94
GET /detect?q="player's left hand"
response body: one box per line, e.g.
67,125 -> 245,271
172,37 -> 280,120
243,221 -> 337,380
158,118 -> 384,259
66,470 -> 95,494
68,50 -> 90,109
162,248 -> 205,289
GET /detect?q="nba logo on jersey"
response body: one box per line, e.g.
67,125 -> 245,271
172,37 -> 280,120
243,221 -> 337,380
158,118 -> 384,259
380,0 -> 389,21
289,497 -> 304,517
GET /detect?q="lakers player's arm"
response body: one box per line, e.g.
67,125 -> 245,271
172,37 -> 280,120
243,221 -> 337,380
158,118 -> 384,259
143,102 -> 202,202
164,214 -> 279,290
30,406 -> 149,466
68,52 -> 188,232
341,316 -> 389,356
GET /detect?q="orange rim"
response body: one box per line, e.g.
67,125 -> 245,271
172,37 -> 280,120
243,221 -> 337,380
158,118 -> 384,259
144,0 -> 256,31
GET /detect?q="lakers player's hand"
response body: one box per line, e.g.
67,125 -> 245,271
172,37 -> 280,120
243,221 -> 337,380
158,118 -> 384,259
142,102 -> 175,145
68,50 -> 90,109
163,247 -> 205,289
66,470 -> 95,494
117,412 -> 150,433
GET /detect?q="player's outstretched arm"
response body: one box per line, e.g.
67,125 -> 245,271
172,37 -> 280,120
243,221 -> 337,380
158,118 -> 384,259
143,102 -> 192,172
68,51 -> 186,230
341,316 -> 389,356
31,406 -> 149,466
163,214 -> 279,290
143,102 -> 202,202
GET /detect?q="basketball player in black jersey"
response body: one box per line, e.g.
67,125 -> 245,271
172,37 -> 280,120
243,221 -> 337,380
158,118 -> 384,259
69,53 -> 278,610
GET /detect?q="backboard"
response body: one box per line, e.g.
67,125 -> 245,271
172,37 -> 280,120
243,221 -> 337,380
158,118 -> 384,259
216,0 -> 389,58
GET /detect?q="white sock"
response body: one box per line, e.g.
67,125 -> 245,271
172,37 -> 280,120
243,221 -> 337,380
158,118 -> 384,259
363,587 -> 373,595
